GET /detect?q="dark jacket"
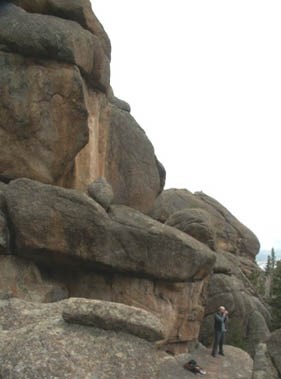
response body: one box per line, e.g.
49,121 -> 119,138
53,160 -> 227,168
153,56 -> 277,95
214,312 -> 228,332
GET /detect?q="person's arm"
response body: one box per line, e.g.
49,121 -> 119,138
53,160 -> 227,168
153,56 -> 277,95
215,313 -> 225,323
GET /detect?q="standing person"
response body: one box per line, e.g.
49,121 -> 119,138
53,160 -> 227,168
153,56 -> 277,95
211,306 -> 228,357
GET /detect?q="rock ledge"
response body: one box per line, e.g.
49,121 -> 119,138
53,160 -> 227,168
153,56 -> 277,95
62,297 -> 165,342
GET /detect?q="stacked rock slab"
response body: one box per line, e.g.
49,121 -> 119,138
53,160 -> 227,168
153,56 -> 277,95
0,0 -> 163,213
149,189 -> 270,355
3,178 -> 216,352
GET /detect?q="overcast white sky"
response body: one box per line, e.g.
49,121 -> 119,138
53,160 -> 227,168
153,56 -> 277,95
91,0 -> 280,251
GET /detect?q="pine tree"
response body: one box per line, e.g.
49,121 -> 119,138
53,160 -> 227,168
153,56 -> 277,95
265,255 -> 272,276
270,259 -> 281,329
265,248 -> 277,299
271,247 -> 276,270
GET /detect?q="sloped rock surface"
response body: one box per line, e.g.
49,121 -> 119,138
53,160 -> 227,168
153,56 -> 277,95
159,345 -> 253,379
62,297 -> 164,342
5,178 -> 216,282
0,298 -> 256,379
0,298 -> 162,379
0,297 -> 64,330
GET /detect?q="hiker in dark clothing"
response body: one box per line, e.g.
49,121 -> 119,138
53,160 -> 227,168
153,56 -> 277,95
211,305 -> 228,357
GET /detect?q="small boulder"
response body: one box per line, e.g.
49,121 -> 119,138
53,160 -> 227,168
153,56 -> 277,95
87,177 -> 114,210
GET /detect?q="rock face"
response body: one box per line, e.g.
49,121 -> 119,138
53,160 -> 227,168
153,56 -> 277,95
0,0 -> 164,213
150,189 -> 270,355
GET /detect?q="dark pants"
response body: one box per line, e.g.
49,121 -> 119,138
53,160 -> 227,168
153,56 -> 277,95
212,330 -> 224,355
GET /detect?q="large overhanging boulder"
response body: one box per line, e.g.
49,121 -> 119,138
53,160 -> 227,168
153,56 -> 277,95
150,189 -> 260,259
4,178 -> 216,282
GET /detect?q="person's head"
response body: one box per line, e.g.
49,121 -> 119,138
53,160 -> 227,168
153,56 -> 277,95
219,306 -> 225,314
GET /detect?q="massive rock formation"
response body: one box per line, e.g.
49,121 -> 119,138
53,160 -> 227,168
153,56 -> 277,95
0,0 -> 277,378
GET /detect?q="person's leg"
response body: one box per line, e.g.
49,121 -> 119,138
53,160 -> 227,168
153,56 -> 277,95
219,332 -> 225,355
212,331 -> 220,356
